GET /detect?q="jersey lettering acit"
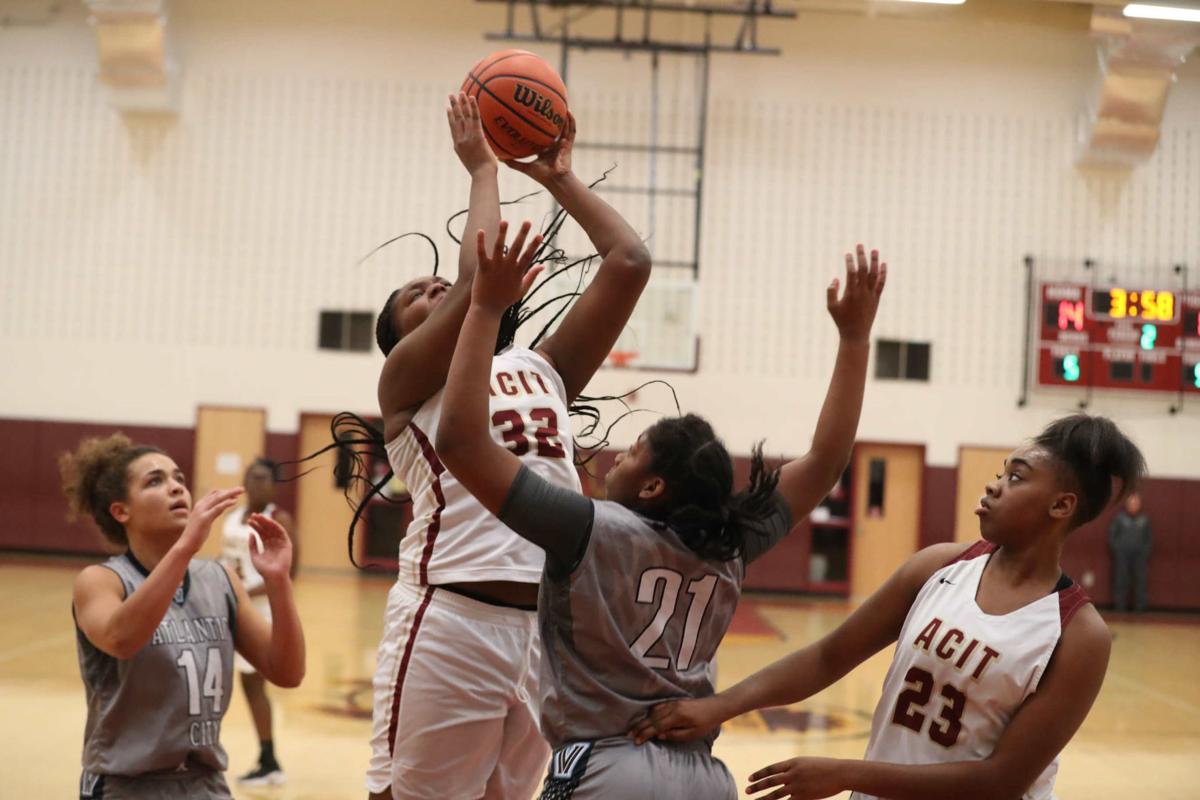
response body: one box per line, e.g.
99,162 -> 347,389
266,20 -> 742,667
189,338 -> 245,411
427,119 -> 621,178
851,540 -> 1090,800
385,346 -> 580,587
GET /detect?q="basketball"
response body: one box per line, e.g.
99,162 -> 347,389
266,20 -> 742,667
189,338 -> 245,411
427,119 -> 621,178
460,49 -> 569,160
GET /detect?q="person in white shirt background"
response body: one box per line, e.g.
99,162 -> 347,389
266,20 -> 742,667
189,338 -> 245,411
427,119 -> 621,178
221,457 -> 296,788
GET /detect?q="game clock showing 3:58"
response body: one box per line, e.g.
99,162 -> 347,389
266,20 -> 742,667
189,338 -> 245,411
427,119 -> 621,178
1037,283 -> 1200,394
1092,287 -> 1175,322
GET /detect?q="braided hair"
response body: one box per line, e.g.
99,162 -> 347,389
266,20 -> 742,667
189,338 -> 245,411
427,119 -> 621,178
298,170 -> 673,568
641,414 -> 782,562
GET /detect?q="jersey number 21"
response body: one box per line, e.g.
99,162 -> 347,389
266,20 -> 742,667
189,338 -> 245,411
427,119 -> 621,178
630,568 -> 718,671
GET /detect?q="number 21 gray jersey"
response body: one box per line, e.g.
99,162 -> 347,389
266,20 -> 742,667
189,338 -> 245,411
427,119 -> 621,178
537,495 -> 791,749
75,554 -> 238,776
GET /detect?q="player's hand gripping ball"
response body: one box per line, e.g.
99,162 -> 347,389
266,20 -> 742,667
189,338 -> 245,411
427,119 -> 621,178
461,49 -> 569,160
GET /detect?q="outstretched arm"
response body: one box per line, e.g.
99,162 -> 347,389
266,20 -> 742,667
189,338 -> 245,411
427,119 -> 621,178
509,116 -> 652,402
435,222 -> 597,571
740,605 -> 1111,800
379,94 -> 501,435
629,542 -> 964,744
226,514 -> 306,688
775,246 -> 886,523
434,220 -> 542,513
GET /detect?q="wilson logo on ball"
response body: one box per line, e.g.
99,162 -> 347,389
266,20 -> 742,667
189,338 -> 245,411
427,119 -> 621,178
512,83 -> 564,128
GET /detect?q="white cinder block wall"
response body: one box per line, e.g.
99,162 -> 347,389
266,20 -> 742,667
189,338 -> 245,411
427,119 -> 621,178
1,0 -> 1197,472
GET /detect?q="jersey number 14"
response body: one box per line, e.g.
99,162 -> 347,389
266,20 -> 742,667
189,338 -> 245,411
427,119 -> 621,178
177,648 -> 224,715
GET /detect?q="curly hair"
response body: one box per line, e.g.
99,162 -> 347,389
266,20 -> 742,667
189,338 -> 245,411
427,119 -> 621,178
59,433 -> 162,547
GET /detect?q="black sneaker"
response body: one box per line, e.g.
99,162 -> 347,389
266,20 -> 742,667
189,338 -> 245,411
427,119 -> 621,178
237,763 -> 286,787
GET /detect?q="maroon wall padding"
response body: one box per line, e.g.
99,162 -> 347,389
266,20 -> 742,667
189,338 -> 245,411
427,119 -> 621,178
920,466 -> 957,549
730,451 -> 811,592
264,431 -> 299,520
0,418 -> 195,555
1060,476 -> 1200,610
914,466 -> 1200,610
7,420 -> 1200,610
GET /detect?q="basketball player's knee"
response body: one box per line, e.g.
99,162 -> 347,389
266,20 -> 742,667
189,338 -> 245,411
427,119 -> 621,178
241,670 -> 265,696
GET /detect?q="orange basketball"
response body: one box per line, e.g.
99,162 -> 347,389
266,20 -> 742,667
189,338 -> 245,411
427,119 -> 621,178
460,49 -> 569,160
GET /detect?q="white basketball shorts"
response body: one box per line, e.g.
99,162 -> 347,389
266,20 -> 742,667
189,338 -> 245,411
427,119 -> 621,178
365,580 -> 548,799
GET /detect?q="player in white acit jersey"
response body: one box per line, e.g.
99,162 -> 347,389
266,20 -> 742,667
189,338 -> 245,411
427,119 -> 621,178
436,228 -> 886,799
364,94 -> 652,800
633,415 -> 1145,800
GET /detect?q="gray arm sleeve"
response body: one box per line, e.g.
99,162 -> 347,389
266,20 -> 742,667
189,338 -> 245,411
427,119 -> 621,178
498,465 -> 595,576
740,491 -> 795,564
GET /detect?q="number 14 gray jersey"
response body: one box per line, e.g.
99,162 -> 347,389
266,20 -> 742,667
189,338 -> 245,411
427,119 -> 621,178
75,554 -> 238,777
537,494 -> 792,750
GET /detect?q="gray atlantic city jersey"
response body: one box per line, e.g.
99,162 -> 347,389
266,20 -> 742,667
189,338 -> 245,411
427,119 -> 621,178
538,494 -> 792,750
76,554 -> 238,777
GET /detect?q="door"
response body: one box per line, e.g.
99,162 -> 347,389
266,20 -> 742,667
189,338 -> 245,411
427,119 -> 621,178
955,446 -> 1013,543
193,406 -> 266,560
851,443 -> 924,603
297,413 -> 360,572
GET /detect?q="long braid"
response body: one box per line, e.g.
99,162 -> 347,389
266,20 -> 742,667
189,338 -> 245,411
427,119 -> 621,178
279,413 -> 402,570
302,168 -> 680,569
644,415 -> 781,562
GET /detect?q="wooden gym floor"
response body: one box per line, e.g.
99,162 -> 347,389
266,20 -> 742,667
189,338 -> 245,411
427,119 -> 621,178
2,556 -> 1197,799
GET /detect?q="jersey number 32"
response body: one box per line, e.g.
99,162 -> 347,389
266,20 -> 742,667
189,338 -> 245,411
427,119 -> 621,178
491,408 -> 566,459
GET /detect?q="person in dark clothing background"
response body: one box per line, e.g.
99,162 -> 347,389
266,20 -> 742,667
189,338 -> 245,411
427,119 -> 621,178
1109,493 -> 1152,612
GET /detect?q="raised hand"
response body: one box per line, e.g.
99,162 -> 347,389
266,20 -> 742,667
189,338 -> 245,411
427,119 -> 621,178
827,244 -> 887,344
448,92 -> 497,175
472,220 -> 544,314
247,513 -> 294,585
745,757 -> 847,800
626,696 -> 727,745
179,487 -> 243,554
506,112 -> 575,183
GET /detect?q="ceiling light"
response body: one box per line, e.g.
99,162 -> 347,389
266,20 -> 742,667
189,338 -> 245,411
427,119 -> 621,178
1123,4 -> 1200,22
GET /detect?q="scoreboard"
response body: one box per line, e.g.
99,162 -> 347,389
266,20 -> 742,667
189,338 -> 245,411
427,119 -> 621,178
1037,282 -> 1200,394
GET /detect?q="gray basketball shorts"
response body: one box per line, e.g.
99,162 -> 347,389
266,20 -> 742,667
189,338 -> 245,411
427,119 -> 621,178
80,769 -> 233,800
539,737 -> 736,800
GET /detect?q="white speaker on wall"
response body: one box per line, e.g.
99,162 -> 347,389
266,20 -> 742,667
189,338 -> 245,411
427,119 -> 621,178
1076,6 -> 1199,168
84,0 -> 179,114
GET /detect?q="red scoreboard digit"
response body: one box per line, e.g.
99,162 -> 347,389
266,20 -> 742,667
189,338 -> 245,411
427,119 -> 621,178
1036,283 -> 1200,394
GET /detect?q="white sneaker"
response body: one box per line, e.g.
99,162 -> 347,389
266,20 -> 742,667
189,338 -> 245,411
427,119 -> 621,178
237,764 -> 287,786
